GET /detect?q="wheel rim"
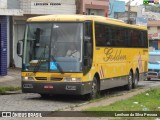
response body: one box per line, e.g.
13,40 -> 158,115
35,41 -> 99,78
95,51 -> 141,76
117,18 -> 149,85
91,79 -> 97,98
135,73 -> 138,86
128,73 -> 132,88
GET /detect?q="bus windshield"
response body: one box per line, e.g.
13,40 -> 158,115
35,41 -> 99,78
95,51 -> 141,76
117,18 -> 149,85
149,54 -> 160,63
23,22 -> 83,72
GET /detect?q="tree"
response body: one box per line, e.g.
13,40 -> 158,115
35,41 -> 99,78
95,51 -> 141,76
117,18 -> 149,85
146,4 -> 160,13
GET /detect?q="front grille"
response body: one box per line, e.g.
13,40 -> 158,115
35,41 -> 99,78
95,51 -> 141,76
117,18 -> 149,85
148,72 -> 158,76
148,69 -> 159,73
35,77 -> 47,80
50,78 -> 63,81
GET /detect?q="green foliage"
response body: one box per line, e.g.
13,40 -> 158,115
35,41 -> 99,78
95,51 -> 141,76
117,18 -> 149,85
0,86 -> 21,94
146,4 -> 160,13
85,88 -> 160,115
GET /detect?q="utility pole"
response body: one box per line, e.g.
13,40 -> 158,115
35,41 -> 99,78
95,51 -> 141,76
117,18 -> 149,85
127,0 -> 131,24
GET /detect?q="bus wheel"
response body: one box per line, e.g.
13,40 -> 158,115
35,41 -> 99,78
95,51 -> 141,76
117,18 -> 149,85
86,77 -> 99,100
133,71 -> 139,88
147,78 -> 150,81
40,94 -> 50,98
126,71 -> 133,90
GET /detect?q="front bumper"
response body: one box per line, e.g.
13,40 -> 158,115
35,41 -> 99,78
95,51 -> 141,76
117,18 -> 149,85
147,72 -> 160,80
22,81 -> 92,95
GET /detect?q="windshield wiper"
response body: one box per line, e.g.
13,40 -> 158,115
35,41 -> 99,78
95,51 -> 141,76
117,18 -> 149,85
50,55 -> 64,74
33,43 -> 49,73
50,28 -> 64,74
33,50 -> 47,73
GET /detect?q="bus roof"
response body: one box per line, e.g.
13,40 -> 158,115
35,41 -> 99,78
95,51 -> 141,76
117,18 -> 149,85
27,15 -> 147,30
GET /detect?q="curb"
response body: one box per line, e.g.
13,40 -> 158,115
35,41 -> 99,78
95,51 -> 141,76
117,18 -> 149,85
62,84 -> 160,111
0,90 -> 22,95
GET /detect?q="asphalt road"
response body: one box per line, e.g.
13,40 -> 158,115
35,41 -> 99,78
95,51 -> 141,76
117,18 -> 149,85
0,80 -> 160,111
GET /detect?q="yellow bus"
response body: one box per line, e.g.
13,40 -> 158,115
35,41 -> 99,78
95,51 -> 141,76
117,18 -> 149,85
17,15 -> 148,99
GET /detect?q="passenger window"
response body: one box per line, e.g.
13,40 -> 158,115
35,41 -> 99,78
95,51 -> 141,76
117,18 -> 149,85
95,23 -> 105,46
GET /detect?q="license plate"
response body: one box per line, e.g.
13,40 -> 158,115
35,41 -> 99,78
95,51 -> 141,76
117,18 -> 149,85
150,76 -> 157,78
44,85 -> 53,89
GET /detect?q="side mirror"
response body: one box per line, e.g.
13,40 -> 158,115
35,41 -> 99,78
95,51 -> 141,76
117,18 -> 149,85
17,40 -> 23,57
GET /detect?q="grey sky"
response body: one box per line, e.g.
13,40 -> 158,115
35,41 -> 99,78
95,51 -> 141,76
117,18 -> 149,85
121,0 -> 143,5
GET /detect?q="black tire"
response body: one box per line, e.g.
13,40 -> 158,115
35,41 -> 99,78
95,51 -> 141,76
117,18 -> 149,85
40,94 -> 50,98
126,71 -> 133,90
86,77 -> 99,100
147,78 -> 150,81
133,71 -> 139,88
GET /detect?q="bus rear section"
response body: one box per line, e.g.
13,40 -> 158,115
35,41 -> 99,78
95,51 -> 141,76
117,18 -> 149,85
147,50 -> 160,80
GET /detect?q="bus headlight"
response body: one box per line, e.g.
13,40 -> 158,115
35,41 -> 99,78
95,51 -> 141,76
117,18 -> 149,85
64,77 -> 81,82
22,77 -> 34,81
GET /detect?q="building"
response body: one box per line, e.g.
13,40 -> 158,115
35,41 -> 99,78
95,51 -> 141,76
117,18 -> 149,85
1,0 -> 109,76
136,5 -> 160,26
12,0 -> 109,68
77,0 -> 108,16
115,5 -> 138,24
147,20 -> 160,50
0,0 -> 76,76
108,0 -> 137,24
108,0 -> 125,18
0,0 -> 23,76
12,0 -> 76,68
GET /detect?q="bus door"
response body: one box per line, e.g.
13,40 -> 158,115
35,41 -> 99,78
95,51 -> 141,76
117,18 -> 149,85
83,21 -> 93,75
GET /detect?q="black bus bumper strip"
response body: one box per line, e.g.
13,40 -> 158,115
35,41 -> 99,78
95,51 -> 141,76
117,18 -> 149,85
22,81 -> 92,95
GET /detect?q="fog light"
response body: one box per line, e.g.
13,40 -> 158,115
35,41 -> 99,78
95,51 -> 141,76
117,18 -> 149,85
64,77 -> 81,82
22,77 -> 34,81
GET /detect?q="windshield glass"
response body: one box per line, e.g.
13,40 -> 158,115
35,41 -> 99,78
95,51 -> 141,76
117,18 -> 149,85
149,55 -> 160,63
23,22 -> 83,72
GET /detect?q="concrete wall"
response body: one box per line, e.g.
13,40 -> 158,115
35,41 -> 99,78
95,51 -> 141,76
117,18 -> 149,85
20,0 -> 76,15
148,20 -> 160,35
0,0 -> 23,16
79,0 -> 108,16
0,0 -> 20,9
148,27 -> 158,34
0,0 -> 7,8
7,0 -> 20,9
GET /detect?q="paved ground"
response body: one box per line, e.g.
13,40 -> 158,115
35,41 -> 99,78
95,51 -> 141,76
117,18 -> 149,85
1,69 -> 160,120
0,69 -> 85,111
0,69 -> 21,87
0,93 -> 85,111
2,80 -> 160,120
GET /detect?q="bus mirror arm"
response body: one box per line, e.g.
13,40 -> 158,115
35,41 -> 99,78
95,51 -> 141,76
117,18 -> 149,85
84,43 -> 92,67
84,36 -> 91,42
17,40 -> 23,57
87,42 -> 92,57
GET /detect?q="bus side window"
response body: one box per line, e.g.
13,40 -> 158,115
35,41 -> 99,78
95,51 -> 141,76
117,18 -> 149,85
131,30 -> 139,47
143,31 -> 148,48
110,27 -> 115,46
125,28 -> 129,47
130,30 -> 134,47
95,23 -> 104,46
95,23 -> 110,46
105,26 -> 111,46
115,29 -> 125,46
110,27 -> 121,46
146,31 -> 148,47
